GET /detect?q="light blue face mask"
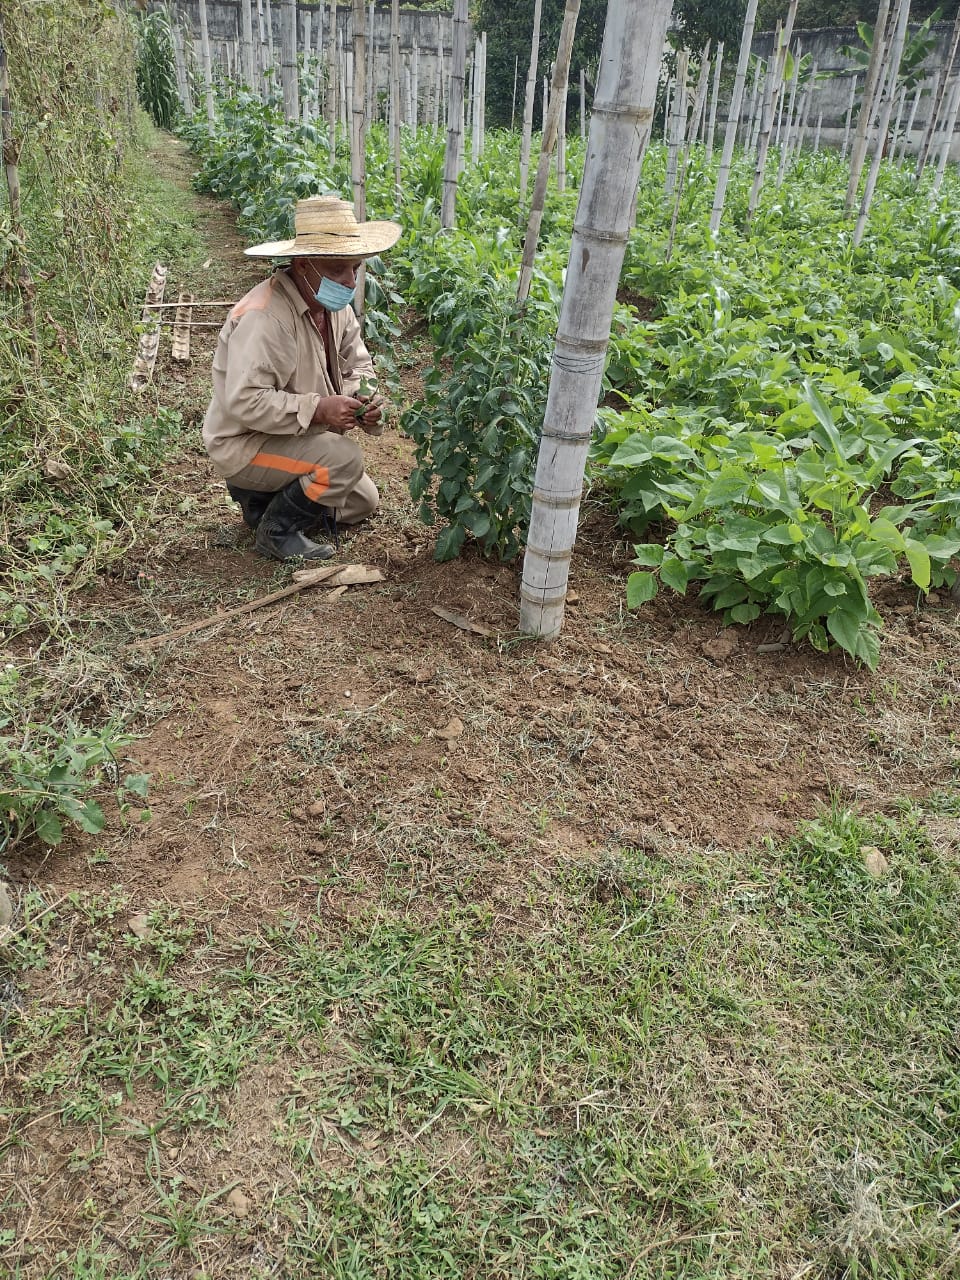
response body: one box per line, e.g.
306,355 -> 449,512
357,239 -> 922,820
313,275 -> 357,312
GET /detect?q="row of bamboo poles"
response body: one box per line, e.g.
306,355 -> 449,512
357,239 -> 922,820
662,0 -> 960,249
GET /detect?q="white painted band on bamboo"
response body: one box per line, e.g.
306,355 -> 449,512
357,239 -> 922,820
589,101 -> 653,124
532,489 -> 583,507
521,545 -> 573,564
569,225 -> 628,244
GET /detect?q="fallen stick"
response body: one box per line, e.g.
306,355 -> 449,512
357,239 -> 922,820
431,606 -> 495,637
127,564 -> 384,650
171,292 -> 193,363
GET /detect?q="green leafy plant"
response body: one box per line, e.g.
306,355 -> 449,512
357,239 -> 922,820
136,10 -> 181,130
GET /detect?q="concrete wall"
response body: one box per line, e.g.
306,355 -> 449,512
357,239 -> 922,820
751,22 -> 959,157
157,2 -> 465,118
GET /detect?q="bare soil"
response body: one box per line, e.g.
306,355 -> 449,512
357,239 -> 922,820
10,134 -> 960,922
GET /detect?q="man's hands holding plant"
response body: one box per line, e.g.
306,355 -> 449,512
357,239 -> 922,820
312,379 -> 383,435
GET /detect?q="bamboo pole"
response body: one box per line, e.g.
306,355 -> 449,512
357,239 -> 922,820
776,43 -> 802,185
353,0 -> 368,314
853,0 -> 911,247
710,0 -> 759,234
897,81 -> 922,162
302,10 -> 313,121
795,59 -> 817,153
327,1 -> 338,160
517,0 -> 580,304
511,54 -> 519,131
664,50 -> 689,195
845,0 -> 892,213
280,0 -> 299,121
840,72 -> 858,159
519,0 -> 544,209
705,41 -> 724,154
412,37 -> 421,135
579,67 -> 585,139
366,0 -> 375,126
930,72 -> 960,197
747,61 -> 764,148
390,0 -> 401,207
666,42 -> 711,261
520,0 -> 673,640
441,0 -> 469,229
240,0 -> 255,90
746,0 -> 800,230
198,0 -> 216,124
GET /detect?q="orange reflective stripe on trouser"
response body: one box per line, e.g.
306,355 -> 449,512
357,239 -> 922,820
249,451 -> 331,502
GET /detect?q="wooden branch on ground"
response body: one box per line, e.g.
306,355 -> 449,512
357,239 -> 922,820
128,564 -> 385,650
171,292 -> 193,363
129,263 -> 167,391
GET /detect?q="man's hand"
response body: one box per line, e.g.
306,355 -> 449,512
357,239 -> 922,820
313,395 -> 364,434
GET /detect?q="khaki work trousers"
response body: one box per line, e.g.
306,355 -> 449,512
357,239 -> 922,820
224,430 -> 378,525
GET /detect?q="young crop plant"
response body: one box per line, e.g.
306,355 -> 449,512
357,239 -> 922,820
135,10 -> 181,130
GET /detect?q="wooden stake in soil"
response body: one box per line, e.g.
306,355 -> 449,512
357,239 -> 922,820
518,0 -> 544,209
440,0 -> 469,229
129,263 -> 168,391
711,0 -> 759,234
198,0 -> 216,124
171,293 -> 193,363
845,0 -> 892,213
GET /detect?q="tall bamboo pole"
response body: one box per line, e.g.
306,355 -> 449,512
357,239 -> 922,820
198,0 -> 216,124
280,0 -> 299,121
664,50 -> 688,195
845,0 -> 892,212
327,1 -> 338,159
519,0 -> 544,208
666,42 -> 710,260
366,0 -> 375,125
897,81 -> 922,162
511,54 -> 519,131
520,0 -> 673,639
840,72 -> 858,158
854,0 -> 911,246
930,73 -> 960,197
351,0 -> 367,221
776,44 -> 802,185
390,0 -> 401,207
710,0 -> 758,234
579,67 -> 585,139
517,0 -> 580,303
745,0 -> 799,229
441,0 -> 469,229
302,10 -> 313,120
705,41 -> 724,153
240,0 -> 255,90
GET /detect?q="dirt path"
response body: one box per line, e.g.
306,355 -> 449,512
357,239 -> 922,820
15,132 -> 960,922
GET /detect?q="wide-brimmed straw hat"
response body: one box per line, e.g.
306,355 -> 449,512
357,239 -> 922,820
245,195 -> 402,258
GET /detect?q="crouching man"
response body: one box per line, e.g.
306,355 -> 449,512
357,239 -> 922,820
202,195 -> 401,561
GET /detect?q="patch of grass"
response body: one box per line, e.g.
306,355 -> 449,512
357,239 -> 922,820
3,801 -> 960,1277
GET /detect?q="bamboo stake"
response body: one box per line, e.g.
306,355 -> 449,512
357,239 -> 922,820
744,55 -> 761,146
662,76 -> 673,142
705,41 -> 724,154
746,0 -> 799,231
845,0 -> 892,212
440,0 -> 469,229
813,110 -> 823,151
897,81 -> 922,162
710,0 -> 759,234
664,50 -> 689,196
520,0 -> 672,639
796,59 -> 818,153
390,0 -> 401,208
666,42 -> 711,261
366,0 -> 375,126
511,54 -> 519,131
854,0 -> 912,246
327,1 -> 338,160
412,37 -> 421,135
198,0 -> 216,124
748,62 -> 765,149
517,0 -> 580,304
519,0 -> 544,209
579,67 -> 585,139
776,42 -> 802,186
841,72 -> 858,159
930,71 -> 960,197
240,0 -> 255,90
302,9 -> 313,121
350,0 -> 367,320
280,0 -> 299,121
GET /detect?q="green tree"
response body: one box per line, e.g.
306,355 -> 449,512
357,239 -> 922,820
475,0 -> 607,128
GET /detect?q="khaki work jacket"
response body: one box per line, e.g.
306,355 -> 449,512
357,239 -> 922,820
202,269 -> 375,477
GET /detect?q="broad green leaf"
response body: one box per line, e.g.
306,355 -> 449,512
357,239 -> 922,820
904,538 -> 931,591
826,607 -> 865,657
434,525 -> 465,562
124,774 -> 151,799
660,556 -> 690,593
34,808 -> 64,846
631,543 -> 664,568
626,572 -> 658,608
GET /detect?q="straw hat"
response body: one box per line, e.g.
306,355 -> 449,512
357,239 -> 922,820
245,195 -> 402,258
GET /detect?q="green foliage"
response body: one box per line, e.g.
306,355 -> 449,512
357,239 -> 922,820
405,293 -> 552,561
135,10 -> 180,130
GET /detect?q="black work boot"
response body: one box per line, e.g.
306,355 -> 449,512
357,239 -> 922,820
226,484 -> 272,530
254,480 -> 336,561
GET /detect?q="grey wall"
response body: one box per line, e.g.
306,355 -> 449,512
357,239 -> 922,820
751,21 -> 958,156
